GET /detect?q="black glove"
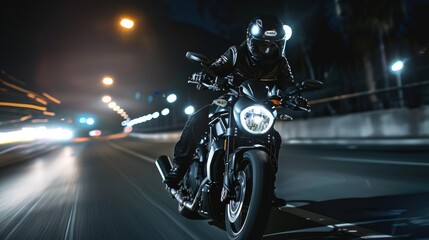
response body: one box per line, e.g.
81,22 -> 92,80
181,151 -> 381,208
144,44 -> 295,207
191,72 -> 211,83
190,71 -> 210,90
213,75 -> 234,91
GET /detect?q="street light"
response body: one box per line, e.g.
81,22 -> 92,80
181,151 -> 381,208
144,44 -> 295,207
391,60 -> 403,72
390,60 -> 404,107
120,18 -> 134,29
166,94 -> 177,103
184,105 -> 194,115
102,76 -> 114,86
108,102 -> 117,109
161,108 -> 170,116
101,95 -> 112,103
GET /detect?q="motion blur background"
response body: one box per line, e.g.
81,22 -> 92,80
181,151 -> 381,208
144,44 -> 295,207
1,0 -> 428,139
1,1 -> 429,239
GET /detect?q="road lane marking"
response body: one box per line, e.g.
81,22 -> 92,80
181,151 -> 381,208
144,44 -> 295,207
107,162 -> 201,240
320,156 -> 429,167
107,140 -> 406,238
102,145 -> 201,239
4,192 -> 48,240
64,184 -> 80,240
107,141 -> 154,163
264,204 -> 394,239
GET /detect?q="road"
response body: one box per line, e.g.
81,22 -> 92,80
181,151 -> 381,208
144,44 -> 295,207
0,137 -> 428,240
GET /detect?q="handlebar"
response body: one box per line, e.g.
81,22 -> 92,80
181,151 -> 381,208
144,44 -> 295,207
187,80 -> 221,91
188,77 -> 311,113
284,100 -> 311,112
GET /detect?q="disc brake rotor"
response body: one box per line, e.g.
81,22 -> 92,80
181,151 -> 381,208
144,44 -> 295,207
227,171 -> 247,223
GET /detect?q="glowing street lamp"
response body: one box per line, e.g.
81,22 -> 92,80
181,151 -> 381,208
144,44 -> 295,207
167,94 -> 177,103
184,105 -> 194,115
161,108 -> 170,116
102,76 -> 114,86
391,60 -> 403,72
390,60 -> 404,107
108,102 -> 117,109
102,95 -> 112,103
120,18 -> 134,29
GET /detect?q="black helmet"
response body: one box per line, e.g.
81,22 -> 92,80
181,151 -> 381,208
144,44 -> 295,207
246,15 -> 286,62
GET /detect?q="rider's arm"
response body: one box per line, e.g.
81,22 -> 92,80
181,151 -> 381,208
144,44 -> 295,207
208,46 -> 237,77
276,57 -> 298,91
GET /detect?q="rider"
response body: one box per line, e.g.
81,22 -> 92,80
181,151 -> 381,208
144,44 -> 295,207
164,14 -> 308,207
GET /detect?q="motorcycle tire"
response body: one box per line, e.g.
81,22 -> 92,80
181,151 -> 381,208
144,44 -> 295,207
225,149 -> 274,240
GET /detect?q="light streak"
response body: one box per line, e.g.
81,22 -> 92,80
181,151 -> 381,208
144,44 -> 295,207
35,97 -> 48,105
43,111 -> 56,116
0,102 -> 47,111
42,93 -> 61,104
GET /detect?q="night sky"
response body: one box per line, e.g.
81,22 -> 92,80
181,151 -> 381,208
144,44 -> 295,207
1,0 -> 428,131
1,0 -> 229,129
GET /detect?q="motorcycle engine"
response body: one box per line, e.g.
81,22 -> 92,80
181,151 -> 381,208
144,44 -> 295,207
185,160 -> 205,197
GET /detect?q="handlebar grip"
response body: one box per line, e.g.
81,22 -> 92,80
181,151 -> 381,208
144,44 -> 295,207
298,106 -> 311,112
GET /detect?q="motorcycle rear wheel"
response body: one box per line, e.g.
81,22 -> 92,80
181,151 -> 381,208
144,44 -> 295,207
225,150 -> 274,240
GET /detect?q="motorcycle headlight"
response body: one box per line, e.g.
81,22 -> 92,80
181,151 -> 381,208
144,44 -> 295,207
240,105 -> 274,134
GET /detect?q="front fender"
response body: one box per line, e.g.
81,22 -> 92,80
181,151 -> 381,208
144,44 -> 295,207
225,145 -> 272,190
228,145 -> 270,168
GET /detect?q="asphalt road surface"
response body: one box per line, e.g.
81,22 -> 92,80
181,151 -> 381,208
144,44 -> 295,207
0,136 -> 428,240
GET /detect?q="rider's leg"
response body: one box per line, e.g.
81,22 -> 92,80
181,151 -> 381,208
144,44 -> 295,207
272,129 -> 287,207
163,105 -> 210,188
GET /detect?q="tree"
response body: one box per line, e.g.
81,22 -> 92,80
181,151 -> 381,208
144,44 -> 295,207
332,0 -> 405,107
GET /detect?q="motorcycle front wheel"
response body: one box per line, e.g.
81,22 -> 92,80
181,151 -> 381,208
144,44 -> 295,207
225,150 -> 274,240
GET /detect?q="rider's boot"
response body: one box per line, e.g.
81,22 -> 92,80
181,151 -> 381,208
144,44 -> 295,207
272,190 -> 287,207
163,158 -> 187,189
272,151 -> 287,207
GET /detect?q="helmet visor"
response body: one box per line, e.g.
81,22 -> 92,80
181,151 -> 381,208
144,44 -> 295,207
251,39 -> 285,60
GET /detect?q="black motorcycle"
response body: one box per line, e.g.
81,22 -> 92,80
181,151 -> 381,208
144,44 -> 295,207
156,52 -> 322,240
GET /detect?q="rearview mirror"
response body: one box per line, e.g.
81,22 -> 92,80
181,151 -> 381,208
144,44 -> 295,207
186,52 -> 211,66
302,80 -> 323,90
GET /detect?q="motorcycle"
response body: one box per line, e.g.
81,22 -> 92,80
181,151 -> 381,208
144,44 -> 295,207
156,52 -> 322,240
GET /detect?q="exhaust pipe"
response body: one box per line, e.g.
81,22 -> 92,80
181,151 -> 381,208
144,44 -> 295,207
156,155 -> 208,211
170,178 -> 208,211
155,155 -> 172,181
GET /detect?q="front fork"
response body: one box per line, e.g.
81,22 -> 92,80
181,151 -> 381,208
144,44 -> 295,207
220,108 -> 277,202
220,144 -> 275,202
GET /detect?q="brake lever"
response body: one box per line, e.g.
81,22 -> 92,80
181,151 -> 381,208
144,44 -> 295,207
285,101 -> 311,112
202,82 -> 220,91
299,106 -> 311,112
188,80 -> 199,84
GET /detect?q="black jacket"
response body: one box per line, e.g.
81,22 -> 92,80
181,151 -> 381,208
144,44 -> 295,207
209,41 -> 296,91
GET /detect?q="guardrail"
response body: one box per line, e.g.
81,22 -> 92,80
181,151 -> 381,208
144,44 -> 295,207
132,81 -> 429,133
306,80 -> 429,118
